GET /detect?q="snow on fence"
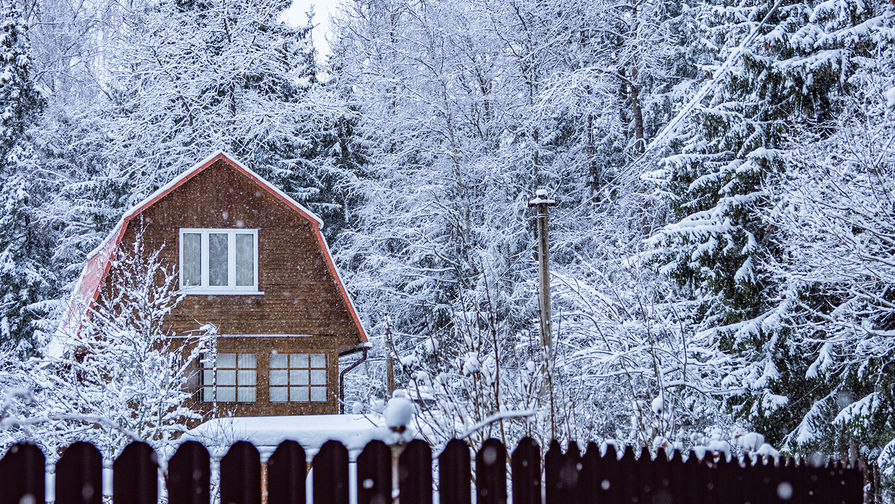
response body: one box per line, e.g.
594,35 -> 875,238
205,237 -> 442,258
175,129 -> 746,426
0,438 -> 864,504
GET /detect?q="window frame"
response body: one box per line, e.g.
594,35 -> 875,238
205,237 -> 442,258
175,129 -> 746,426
199,352 -> 258,403
269,352 -> 328,403
179,228 -> 262,295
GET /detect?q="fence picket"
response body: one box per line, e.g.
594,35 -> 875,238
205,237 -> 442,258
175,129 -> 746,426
439,439 -> 470,504
834,461 -> 848,504
220,441 -> 261,504
113,441 -> 158,504
167,441 -> 211,504
683,451 -> 703,504
714,453 -> 734,504
313,441 -> 349,504
56,442 -> 102,504
357,440 -> 391,504
758,456 -> 775,504
844,461 -> 862,504
510,438 -> 540,504
636,447 -> 654,504
267,441 -> 307,504
619,446 -> 638,504
578,443 -> 599,504
667,450 -> 685,504
804,457 -> 822,504
0,442 -> 45,504
476,439 -> 507,504
398,440 -> 432,504
544,441 -> 567,504
651,449 -> 672,504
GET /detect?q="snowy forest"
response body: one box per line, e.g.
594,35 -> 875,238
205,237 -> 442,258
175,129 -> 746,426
0,0 -> 893,500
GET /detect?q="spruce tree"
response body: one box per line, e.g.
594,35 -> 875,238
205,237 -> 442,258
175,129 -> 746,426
649,0 -> 892,448
0,6 -> 51,353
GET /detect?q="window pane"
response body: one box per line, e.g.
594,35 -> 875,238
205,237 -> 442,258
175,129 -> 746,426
217,353 -> 236,368
290,370 -> 309,386
310,354 -> 326,368
310,386 -> 327,402
202,370 -> 214,384
217,387 -> 236,402
238,370 -> 256,386
238,353 -> 256,368
209,233 -> 229,286
270,387 -> 287,402
218,370 -> 236,386
310,370 -> 326,386
270,353 -> 287,368
290,387 -> 309,402
237,387 -> 256,402
290,353 -> 309,368
270,370 -> 288,386
202,387 -> 214,402
235,234 -> 254,287
182,233 -> 202,286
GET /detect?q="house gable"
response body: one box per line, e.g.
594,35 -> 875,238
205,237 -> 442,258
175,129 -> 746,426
60,151 -> 367,346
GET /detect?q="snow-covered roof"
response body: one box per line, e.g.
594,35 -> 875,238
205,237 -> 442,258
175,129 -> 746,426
55,151 -> 367,348
184,414 -> 411,458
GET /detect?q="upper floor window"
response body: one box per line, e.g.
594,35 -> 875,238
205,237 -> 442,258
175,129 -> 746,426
179,228 -> 259,294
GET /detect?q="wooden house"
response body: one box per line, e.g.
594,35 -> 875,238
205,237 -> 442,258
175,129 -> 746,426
61,151 -> 368,417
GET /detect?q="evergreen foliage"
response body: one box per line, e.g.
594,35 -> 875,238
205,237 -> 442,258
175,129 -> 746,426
0,6 -> 52,352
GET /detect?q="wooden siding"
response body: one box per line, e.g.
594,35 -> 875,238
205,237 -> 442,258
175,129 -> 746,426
101,160 -> 363,416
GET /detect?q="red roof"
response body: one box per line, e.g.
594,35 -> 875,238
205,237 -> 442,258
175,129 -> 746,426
58,151 -> 367,343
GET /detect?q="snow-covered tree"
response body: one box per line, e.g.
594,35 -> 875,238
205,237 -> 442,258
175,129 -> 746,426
7,228 -> 214,455
766,6 -> 895,495
0,4 -> 42,158
0,5 -> 53,352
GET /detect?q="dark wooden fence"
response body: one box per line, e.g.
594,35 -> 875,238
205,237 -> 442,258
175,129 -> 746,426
0,438 -> 864,504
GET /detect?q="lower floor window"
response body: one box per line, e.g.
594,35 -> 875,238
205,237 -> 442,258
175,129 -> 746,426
201,353 -> 257,402
269,352 -> 327,402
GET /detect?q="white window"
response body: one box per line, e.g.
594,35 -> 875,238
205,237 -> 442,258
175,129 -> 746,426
179,229 -> 260,294
201,353 -> 257,403
269,352 -> 327,403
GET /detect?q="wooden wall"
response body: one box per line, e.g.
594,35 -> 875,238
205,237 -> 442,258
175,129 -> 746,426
100,160 -> 364,416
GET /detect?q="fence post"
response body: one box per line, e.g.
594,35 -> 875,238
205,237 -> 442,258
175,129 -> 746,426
167,441 -> 211,504
267,441 -> 306,504
398,440 -> 432,504
439,439 -> 470,504
313,441 -> 349,504
476,439 -> 507,504
357,440 -> 391,504
511,437 -> 541,504
0,443 -> 45,504
113,441 -> 158,504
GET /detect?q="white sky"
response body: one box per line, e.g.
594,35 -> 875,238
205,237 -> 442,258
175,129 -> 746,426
281,0 -> 344,60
